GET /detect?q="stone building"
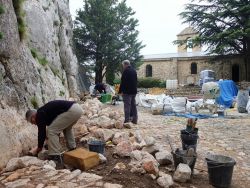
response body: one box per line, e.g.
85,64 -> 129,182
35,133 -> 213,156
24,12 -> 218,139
137,27 -> 245,85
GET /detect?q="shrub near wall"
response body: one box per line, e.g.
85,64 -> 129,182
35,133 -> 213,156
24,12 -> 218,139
138,78 -> 166,88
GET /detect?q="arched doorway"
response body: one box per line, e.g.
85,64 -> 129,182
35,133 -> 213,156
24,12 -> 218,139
232,64 -> 239,82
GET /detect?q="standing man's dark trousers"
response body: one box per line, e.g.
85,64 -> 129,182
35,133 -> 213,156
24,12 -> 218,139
123,94 -> 138,124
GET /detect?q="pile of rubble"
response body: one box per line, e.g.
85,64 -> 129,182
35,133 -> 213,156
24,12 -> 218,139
81,98 -> 124,129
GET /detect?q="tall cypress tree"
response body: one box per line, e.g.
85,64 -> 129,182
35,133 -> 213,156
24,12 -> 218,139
73,0 -> 144,84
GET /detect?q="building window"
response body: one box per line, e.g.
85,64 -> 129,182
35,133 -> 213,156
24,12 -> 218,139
187,38 -> 193,52
146,64 -> 152,77
191,62 -> 197,74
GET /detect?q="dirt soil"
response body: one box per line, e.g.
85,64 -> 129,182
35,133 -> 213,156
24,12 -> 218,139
84,147 -> 212,188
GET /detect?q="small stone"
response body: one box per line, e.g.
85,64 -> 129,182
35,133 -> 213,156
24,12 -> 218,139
45,170 -> 58,177
114,162 -> 126,170
173,163 -> 191,183
155,151 -> 173,165
55,182 -> 78,188
38,150 -> 49,160
135,130 -> 144,143
64,169 -> 81,180
5,178 -> 30,188
115,121 -> 123,129
123,122 -> 132,129
144,136 -> 156,146
130,150 -> 143,161
149,174 -> 157,180
193,169 -> 200,176
142,144 -> 160,155
103,182 -> 123,188
142,161 -> 159,176
4,158 -> 25,172
5,172 -> 22,182
43,164 -> 56,171
115,141 -> 133,157
112,132 -> 129,145
98,153 -> 107,164
77,172 -> 103,183
239,152 -> 246,156
99,129 -> 115,142
157,173 -> 174,188
36,184 -> 45,188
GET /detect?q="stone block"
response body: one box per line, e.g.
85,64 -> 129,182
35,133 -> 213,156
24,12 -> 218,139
63,148 -> 99,171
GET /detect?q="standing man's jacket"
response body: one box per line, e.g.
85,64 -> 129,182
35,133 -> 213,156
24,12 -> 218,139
119,66 -> 137,95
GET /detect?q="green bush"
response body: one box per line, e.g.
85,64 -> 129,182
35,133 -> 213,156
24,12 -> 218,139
0,4 -> 4,14
113,78 -> 121,84
53,20 -> 59,27
30,48 -> 38,59
59,90 -> 65,96
12,0 -> 26,40
138,78 -> 165,88
30,96 -> 39,109
38,57 -> 48,66
0,5 -> 4,40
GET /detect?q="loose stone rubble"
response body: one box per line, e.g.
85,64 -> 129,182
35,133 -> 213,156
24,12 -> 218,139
1,99 -> 249,188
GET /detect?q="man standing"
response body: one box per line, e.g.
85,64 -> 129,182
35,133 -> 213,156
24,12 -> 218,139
119,60 -> 138,124
25,100 -> 83,161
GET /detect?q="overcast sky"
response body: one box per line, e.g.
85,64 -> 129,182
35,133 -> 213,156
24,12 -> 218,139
69,0 -> 189,55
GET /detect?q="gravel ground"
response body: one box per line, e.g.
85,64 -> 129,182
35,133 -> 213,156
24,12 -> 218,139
111,104 -> 250,188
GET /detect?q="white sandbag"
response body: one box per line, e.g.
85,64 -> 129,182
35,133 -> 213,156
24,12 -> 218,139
151,103 -> 164,115
172,97 -> 187,113
237,90 -> 249,113
246,98 -> 250,114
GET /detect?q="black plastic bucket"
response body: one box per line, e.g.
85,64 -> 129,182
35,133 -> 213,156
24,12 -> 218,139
206,154 -> 236,188
172,148 -> 197,171
88,140 -> 105,154
181,129 -> 199,151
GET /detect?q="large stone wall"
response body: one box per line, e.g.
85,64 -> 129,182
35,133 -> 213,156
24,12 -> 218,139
137,59 -> 178,80
138,56 -> 245,85
0,0 -> 80,168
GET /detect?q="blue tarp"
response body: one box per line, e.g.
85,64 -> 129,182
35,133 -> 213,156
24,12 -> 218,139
164,113 -> 214,119
216,80 -> 238,108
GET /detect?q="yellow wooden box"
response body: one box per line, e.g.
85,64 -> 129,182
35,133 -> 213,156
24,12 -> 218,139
63,148 -> 100,170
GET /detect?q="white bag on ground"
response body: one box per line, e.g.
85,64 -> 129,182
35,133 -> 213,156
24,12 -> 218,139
237,90 -> 249,113
172,97 -> 187,113
246,98 -> 250,114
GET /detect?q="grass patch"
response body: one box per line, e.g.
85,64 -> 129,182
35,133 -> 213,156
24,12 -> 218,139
0,4 -> 5,14
38,57 -> 48,66
12,0 -> 26,40
53,20 -> 59,27
30,96 -> 39,109
50,66 -> 59,76
59,90 -> 65,96
0,4 -> 4,40
30,48 -> 49,67
30,48 -> 38,59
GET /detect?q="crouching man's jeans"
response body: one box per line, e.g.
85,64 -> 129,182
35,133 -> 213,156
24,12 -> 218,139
123,94 -> 138,124
47,103 -> 83,155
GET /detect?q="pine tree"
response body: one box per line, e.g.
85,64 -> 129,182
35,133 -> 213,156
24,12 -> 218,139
73,0 -> 144,84
175,0 -> 250,80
